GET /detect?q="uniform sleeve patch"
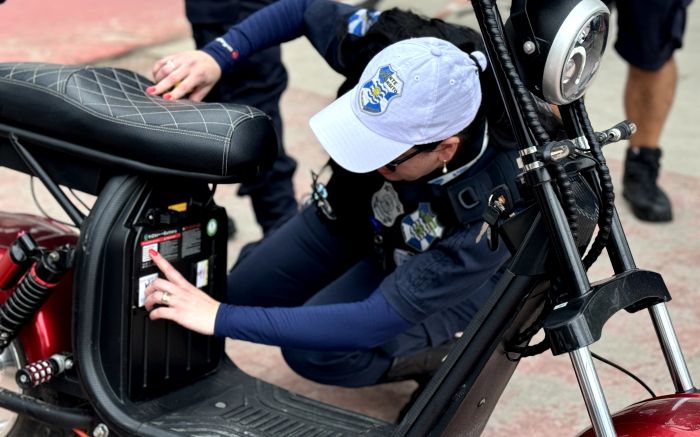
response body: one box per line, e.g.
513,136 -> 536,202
347,8 -> 382,37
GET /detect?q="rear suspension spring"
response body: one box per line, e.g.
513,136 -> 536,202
0,246 -> 74,352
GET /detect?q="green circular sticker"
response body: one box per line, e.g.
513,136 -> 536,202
206,218 -> 218,237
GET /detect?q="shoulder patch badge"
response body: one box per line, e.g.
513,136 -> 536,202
347,9 -> 382,37
401,203 -> 444,252
359,65 -> 403,115
372,182 -> 404,227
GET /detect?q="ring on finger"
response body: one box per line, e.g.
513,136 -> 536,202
166,59 -> 176,70
160,291 -> 171,305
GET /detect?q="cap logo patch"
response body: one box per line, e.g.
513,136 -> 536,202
359,65 -> 403,114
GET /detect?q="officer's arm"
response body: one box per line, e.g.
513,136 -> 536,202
201,0 -> 359,74
202,0 -> 354,71
214,288 -> 411,350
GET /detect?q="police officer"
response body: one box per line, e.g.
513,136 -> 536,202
146,0 -> 516,387
180,0 -> 298,234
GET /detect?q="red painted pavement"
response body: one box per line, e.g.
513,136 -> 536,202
0,0 -> 190,63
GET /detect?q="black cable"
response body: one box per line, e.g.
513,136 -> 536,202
548,161 -> 579,245
480,0 -> 585,259
506,336 -> 551,361
591,352 -> 656,398
573,100 -> 615,270
10,133 -> 84,226
205,183 -> 217,207
30,177 -> 77,228
68,188 -> 92,212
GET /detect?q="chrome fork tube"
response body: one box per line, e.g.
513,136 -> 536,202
609,213 -> 694,393
649,303 -> 695,392
570,347 -> 616,437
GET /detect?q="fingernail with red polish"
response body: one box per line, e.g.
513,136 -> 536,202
149,249 -> 158,258
146,86 -> 156,94
163,94 -> 172,100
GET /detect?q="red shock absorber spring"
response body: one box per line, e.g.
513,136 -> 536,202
0,245 -> 73,352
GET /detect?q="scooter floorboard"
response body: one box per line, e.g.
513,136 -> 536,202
140,359 -> 393,436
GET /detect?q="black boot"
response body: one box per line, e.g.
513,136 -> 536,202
381,338 -> 458,422
382,339 -> 457,384
622,147 -> 673,222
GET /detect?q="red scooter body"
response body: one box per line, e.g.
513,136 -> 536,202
0,212 -> 76,363
578,393 -> 700,436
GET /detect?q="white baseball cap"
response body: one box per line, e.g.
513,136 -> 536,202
309,37 -> 487,173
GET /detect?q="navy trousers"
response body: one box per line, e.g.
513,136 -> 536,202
186,0 -> 298,233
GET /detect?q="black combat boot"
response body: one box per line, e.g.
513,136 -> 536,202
622,147 -> 673,222
382,338 -> 459,422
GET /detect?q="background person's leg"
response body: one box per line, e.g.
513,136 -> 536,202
613,0 -> 690,222
622,60 -> 677,221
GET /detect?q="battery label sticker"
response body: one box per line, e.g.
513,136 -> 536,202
140,229 -> 181,267
182,224 -> 202,258
137,273 -> 159,307
141,243 -> 158,264
196,259 -> 209,289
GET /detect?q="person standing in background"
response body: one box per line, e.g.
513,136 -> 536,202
184,0 -> 298,235
606,0 -> 692,222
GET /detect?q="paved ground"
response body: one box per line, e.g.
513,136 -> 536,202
1,0 -> 700,435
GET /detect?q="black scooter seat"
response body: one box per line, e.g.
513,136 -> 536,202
0,63 -> 277,183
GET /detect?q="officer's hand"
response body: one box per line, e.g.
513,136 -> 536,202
148,50 -> 222,102
143,249 -> 220,336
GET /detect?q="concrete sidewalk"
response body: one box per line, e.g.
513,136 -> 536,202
0,0 -> 190,63
1,1 -> 700,435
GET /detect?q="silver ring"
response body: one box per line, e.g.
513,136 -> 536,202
166,59 -> 176,70
160,291 -> 171,305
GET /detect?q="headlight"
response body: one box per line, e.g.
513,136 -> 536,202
506,0 -> 610,105
544,2 -> 608,104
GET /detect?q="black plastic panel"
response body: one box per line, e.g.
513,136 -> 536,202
125,186 -> 228,400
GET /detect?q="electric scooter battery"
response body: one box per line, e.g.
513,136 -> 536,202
127,190 -> 228,401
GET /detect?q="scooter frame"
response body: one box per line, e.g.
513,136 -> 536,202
0,0 -> 698,436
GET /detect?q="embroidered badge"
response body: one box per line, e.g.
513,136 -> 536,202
359,65 -> 403,114
347,9 -> 382,37
372,182 -> 404,227
401,203 -> 444,252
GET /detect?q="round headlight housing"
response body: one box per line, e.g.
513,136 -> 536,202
543,2 -> 609,104
505,0 -> 610,105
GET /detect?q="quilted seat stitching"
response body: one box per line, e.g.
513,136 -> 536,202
0,77 -> 235,142
1,64 -> 270,176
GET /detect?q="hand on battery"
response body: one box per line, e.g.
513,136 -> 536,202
143,250 -> 220,336
147,50 -> 222,102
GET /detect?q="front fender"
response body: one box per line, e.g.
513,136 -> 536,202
577,393 -> 700,436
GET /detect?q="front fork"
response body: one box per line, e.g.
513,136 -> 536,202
569,307 -> 693,437
458,1 -> 692,433
568,211 -> 694,437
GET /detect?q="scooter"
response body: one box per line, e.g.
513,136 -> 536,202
0,0 -> 698,436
